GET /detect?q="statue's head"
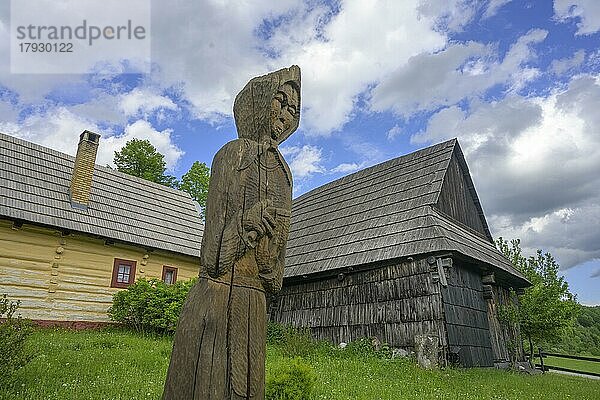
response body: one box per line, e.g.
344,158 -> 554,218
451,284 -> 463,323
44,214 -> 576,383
233,65 -> 301,144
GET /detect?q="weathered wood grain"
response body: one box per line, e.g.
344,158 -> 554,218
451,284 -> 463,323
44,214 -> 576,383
163,66 -> 300,400
436,151 -> 489,239
273,257 -> 447,351
441,260 -> 494,367
486,284 -> 524,363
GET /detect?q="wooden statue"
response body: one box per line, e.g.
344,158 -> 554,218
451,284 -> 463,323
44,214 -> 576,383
162,65 -> 300,400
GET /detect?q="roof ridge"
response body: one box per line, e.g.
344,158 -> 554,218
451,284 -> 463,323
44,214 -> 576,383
293,138 -> 458,203
0,131 -> 192,199
0,131 -> 203,258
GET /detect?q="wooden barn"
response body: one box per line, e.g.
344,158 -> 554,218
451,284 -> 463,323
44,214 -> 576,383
272,139 -> 529,367
0,131 -> 203,326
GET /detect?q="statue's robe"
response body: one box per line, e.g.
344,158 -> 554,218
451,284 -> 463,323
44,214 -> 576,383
162,141 -> 291,400
163,65 -> 299,400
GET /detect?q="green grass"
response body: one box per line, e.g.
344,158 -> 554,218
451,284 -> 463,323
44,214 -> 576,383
542,355 -> 600,375
0,328 -> 172,400
1,329 -> 599,400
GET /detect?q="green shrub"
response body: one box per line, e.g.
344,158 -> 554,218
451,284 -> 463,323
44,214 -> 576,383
267,322 -> 394,360
343,337 -> 394,359
108,277 -> 196,334
267,321 -> 287,345
0,294 -> 34,387
266,357 -> 316,400
268,322 -> 327,358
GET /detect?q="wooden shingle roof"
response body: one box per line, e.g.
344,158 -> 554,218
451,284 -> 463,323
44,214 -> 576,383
0,132 -> 203,257
285,139 -> 528,287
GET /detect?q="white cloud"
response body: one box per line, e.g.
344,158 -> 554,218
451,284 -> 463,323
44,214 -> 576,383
67,92 -> 129,126
416,73 -> 600,269
483,0 -> 513,19
101,120 -> 184,171
0,2 -> 144,102
331,162 -> 363,174
386,125 -> 402,140
280,145 -> 325,179
554,0 -> 600,35
417,0 -> 479,32
0,108 -> 183,171
0,107 -> 102,156
550,49 -> 586,75
0,100 -> 19,122
267,0 -> 447,134
119,88 -> 178,117
0,1 -> 450,135
149,0 -> 303,121
370,29 -> 547,117
417,1 -> 513,31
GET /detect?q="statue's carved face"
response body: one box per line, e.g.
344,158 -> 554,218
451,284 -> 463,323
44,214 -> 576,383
270,83 -> 299,141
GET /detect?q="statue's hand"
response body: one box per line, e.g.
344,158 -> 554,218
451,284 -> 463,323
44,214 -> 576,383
241,200 -> 277,249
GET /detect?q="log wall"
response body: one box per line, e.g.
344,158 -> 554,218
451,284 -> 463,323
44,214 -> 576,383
0,219 -> 200,322
274,255 -> 523,368
486,284 -> 524,363
441,260 -> 494,367
273,257 -> 447,350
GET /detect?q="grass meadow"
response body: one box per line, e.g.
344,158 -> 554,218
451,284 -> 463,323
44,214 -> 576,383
1,328 -> 599,400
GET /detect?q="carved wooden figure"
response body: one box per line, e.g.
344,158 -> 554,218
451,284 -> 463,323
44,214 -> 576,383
162,65 -> 300,400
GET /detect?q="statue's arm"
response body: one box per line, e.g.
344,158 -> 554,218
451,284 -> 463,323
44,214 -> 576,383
257,208 -> 290,294
201,141 -> 275,278
200,143 -> 242,277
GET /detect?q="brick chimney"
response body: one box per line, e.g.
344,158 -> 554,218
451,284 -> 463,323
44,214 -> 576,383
70,130 -> 100,209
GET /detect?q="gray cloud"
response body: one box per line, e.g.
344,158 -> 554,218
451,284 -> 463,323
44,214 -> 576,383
416,73 -> 600,269
591,269 -> 600,278
550,50 -> 586,75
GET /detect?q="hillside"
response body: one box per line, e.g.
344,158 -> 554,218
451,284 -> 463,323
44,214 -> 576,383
541,305 -> 600,356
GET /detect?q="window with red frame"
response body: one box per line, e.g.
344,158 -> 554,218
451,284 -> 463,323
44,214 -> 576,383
111,258 -> 136,288
162,266 -> 178,285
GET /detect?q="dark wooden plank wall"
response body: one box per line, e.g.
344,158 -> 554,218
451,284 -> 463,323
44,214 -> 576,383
487,285 -> 524,363
436,153 -> 487,237
442,261 -> 494,367
274,257 -> 446,349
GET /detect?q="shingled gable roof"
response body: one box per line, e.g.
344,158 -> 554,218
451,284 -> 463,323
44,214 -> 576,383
284,138 -> 529,287
0,132 -> 203,258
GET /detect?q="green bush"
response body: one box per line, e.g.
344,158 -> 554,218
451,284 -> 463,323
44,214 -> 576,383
267,321 -> 287,345
108,277 -> 196,334
266,357 -> 316,400
343,337 -> 393,359
267,322 -> 394,360
268,322 -> 328,358
0,294 -> 34,387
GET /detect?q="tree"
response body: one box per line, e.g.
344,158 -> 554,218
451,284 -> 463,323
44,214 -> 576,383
179,161 -> 210,217
496,238 -> 579,359
114,139 -> 178,187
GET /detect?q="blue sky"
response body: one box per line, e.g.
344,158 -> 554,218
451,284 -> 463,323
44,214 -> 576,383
1,1 -> 599,304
